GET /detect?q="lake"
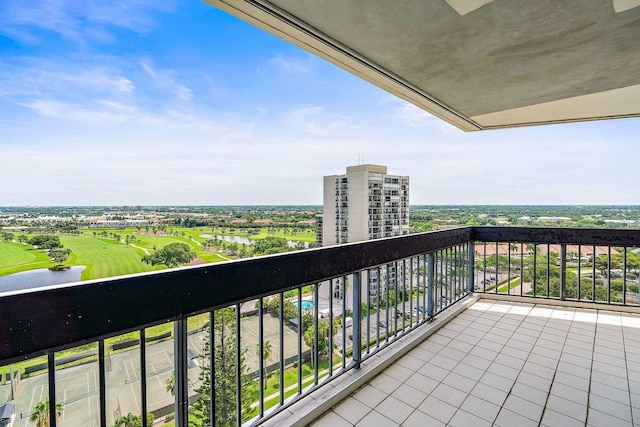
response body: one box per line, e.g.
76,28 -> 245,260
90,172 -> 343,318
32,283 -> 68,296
0,266 -> 86,293
201,234 -> 253,244
201,235 -> 309,248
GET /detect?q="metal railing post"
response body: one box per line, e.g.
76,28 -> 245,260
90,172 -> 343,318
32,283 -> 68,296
174,317 -> 188,427
140,329 -> 148,427
352,271 -> 362,369
427,253 -> 434,319
98,340 -> 107,427
468,241 -> 475,293
47,353 -> 57,427
560,244 -> 567,300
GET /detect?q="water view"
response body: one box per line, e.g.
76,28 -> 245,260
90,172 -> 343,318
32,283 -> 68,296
201,234 -> 310,248
0,266 -> 86,293
201,234 -> 253,244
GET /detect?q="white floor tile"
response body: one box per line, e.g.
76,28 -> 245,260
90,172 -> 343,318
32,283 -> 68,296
355,410 -> 398,427
332,398 -> 370,425
311,411 -> 353,427
403,410 -> 445,427
352,384 -> 388,408
376,395 -> 414,424
417,395 -> 457,424
448,409 -> 492,427
390,383 -> 427,408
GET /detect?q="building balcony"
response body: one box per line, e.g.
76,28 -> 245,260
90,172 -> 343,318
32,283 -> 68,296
1,227 -> 639,426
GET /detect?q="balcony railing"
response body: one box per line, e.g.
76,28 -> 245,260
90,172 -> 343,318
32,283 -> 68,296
0,227 -> 638,426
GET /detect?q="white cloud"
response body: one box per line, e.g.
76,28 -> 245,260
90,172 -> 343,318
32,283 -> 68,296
140,59 -> 193,101
266,54 -> 315,74
0,0 -> 174,45
379,96 -> 460,134
0,62 -> 135,99
285,105 -> 327,135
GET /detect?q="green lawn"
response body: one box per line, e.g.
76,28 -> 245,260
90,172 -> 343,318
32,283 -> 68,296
0,241 -> 52,277
2,225 -> 314,281
196,227 -> 316,243
60,236 -> 164,280
498,277 -> 522,293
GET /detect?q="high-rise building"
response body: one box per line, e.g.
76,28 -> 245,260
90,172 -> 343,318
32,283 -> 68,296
321,164 -> 409,246
320,165 -> 409,307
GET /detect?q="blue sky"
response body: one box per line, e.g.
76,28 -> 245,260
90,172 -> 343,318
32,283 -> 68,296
1,1 -> 639,206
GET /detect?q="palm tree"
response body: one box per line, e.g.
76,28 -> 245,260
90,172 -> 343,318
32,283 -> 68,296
165,373 -> 175,396
30,399 -> 63,427
256,340 -> 272,388
114,412 -> 137,427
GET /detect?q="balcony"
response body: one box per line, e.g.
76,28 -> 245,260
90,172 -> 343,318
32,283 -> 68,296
1,227 -> 639,426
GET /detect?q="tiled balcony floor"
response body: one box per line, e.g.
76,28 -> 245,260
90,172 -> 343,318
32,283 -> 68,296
312,300 -> 640,427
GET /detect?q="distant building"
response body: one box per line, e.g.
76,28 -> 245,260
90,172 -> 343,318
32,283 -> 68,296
315,214 -> 324,247
322,164 -> 409,245
537,216 -> 571,222
320,164 -> 410,307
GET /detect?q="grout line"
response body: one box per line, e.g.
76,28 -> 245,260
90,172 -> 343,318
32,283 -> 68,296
621,313 -> 635,426
585,310 -> 598,426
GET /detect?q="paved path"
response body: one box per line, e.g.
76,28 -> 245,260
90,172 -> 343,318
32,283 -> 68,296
129,244 -> 149,255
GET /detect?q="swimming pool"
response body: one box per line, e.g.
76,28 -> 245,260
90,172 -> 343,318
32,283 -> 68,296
292,300 -> 314,310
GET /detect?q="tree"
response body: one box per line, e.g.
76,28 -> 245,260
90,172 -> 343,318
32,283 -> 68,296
191,307 -> 253,426
165,373 -> 175,396
141,243 -> 195,268
113,412 -> 155,427
29,235 -> 61,249
30,399 -> 63,427
594,254 -> 622,276
49,248 -> 71,263
2,232 -> 14,242
283,300 -> 297,320
521,253 -> 560,295
256,340 -> 272,388
253,236 -> 289,255
303,320 -> 338,367
114,412 -> 136,427
18,234 -> 29,244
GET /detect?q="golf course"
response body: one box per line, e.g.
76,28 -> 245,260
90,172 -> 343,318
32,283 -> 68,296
0,226 -> 316,282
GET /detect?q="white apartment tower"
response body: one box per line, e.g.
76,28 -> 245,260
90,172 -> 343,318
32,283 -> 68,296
320,165 -> 409,307
322,164 -> 409,246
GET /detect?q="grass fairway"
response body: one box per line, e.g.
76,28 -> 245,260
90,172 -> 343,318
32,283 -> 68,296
2,224 -> 314,281
0,241 -> 52,277
60,236 -> 163,280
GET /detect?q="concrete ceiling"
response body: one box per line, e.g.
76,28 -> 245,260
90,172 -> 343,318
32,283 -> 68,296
206,0 -> 640,131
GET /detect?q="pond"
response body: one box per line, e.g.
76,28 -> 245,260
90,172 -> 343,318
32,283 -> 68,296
0,265 -> 86,293
201,234 -> 310,248
201,234 -> 253,245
